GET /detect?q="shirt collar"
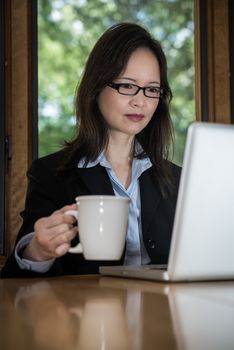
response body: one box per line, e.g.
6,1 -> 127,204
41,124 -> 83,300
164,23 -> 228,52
77,141 -> 152,170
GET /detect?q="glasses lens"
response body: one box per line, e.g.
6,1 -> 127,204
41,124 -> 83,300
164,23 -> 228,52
118,84 -> 138,95
145,87 -> 162,98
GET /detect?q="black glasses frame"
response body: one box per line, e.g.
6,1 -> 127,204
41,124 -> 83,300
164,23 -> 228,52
108,82 -> 163,99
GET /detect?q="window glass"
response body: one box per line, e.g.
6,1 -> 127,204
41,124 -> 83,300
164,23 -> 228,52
38,0 -> 194,165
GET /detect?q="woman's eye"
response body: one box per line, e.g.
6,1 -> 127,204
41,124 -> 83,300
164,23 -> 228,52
121,84 -> 133,90
147,86 -> 160,93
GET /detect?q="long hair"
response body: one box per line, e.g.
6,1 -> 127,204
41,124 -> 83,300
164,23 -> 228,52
61,22 -> 174,195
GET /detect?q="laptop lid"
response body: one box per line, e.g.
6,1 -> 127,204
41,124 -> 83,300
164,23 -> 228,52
167,122 -> 234,281
100,122 -> 234,282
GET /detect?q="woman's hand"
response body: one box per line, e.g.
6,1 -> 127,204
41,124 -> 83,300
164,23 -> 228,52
23,204 -> 78,261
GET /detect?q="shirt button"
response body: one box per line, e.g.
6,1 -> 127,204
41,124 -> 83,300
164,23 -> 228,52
147,239 -> 156,249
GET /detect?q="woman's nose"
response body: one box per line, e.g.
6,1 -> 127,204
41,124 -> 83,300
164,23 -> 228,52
129,90 -> 146,107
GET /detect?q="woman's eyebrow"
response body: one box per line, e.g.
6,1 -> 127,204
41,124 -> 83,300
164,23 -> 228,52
117,76 -> 160,85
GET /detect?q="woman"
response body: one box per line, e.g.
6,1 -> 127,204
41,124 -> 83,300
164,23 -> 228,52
1,22 -> 181,278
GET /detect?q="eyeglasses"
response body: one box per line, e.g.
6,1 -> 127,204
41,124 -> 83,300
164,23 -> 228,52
108,82 -> 163,99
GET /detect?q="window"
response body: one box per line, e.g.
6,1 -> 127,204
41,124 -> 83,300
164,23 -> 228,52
38,0 -> 194,165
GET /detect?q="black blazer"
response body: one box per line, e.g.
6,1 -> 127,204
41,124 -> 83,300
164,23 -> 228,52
1,151 -> 181,278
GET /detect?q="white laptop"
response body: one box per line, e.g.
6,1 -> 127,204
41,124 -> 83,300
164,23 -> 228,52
99,122 -> 234,282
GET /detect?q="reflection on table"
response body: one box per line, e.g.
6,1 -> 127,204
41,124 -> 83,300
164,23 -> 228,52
0,275 -> 234,350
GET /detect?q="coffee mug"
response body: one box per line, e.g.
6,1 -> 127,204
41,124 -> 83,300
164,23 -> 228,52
65,195 -> 129,260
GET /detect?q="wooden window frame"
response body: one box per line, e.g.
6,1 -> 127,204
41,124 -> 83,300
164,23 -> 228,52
195,0 -> 231,123
1,0 -> 37,264
229,0 -> 234,122
0,0 -> 6,257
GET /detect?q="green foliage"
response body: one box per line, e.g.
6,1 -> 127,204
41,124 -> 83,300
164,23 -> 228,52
38,0 -> 194,164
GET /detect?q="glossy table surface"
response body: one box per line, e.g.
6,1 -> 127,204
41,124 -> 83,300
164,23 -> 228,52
0,275 -> 234,350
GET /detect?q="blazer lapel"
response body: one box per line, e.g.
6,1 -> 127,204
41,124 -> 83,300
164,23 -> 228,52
140,169 -> 162,236
75,165 -> 115,195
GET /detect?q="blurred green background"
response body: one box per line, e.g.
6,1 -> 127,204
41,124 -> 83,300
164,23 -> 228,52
38,0 -> 194,165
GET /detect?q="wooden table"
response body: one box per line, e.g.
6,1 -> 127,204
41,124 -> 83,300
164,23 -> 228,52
0,275 -> 234,350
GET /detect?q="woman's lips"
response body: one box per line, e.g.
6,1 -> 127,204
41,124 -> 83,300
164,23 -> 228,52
125,114 -> 144,122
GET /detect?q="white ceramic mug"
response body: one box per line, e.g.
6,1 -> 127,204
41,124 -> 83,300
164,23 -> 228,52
65,195 -> 129,260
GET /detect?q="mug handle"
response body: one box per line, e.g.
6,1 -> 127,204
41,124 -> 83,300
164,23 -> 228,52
64,210 -> 83,254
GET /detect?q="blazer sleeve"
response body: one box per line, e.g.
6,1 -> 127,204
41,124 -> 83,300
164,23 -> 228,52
1,154 -> 78,278
1,153 -> 119,278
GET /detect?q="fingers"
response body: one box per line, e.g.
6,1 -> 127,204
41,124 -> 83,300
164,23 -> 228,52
35,226 -> 78,258
38,212 -> 76,232
32,204 -> 79,259
36,222 -> 77,245
53,203 -> 77,215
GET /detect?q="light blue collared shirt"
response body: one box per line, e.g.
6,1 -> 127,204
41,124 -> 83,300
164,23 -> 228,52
15,144 -> 152,271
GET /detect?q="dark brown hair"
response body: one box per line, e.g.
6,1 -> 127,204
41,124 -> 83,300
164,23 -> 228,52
61,22 -> 174,195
